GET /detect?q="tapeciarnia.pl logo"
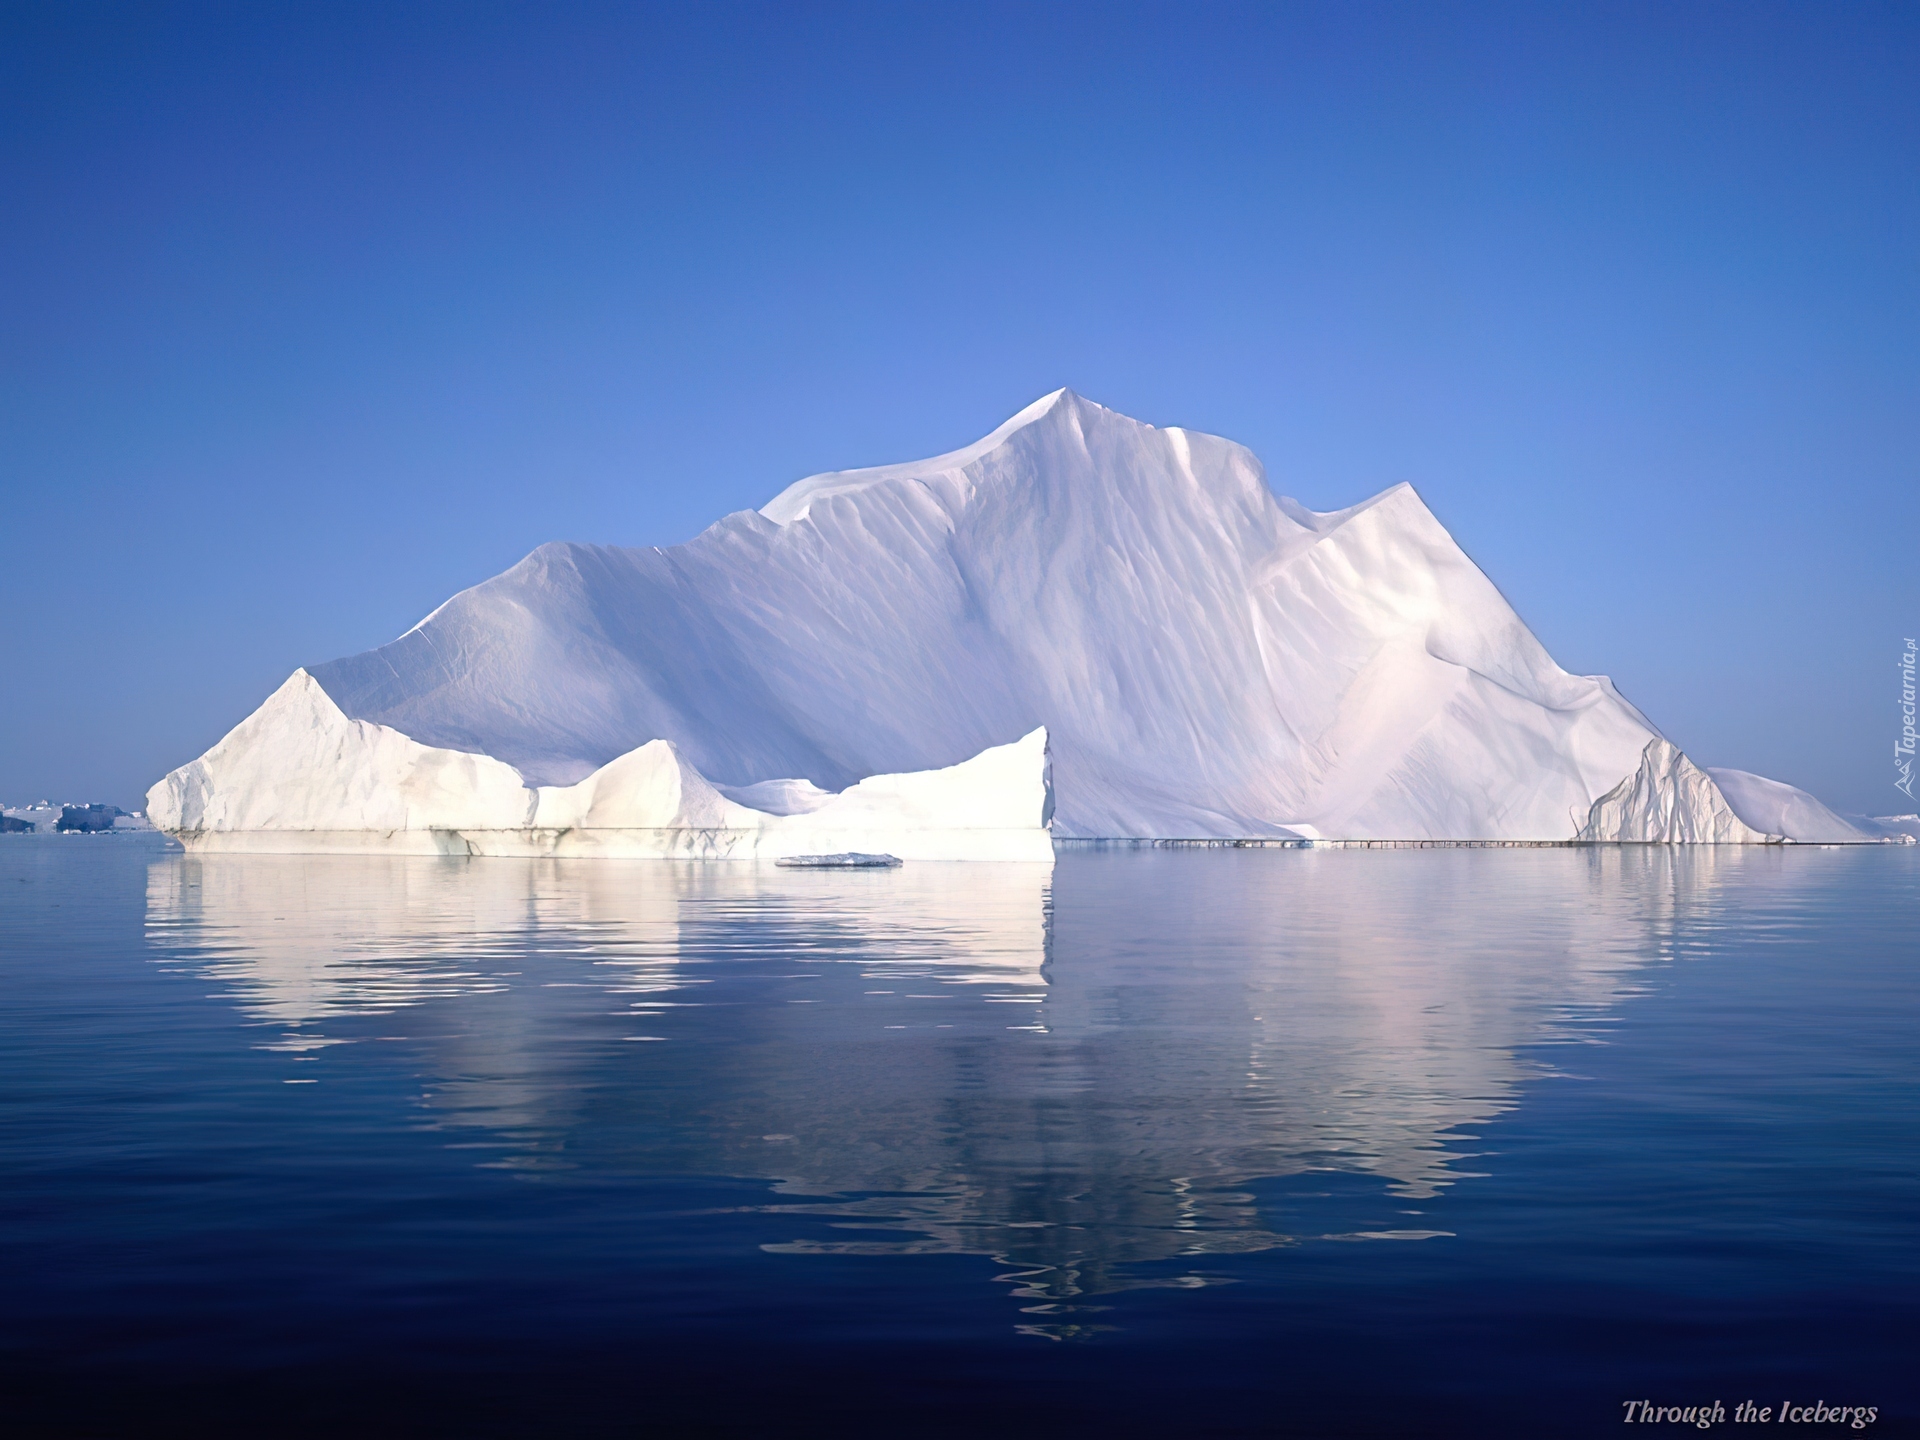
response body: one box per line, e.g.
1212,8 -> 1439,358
1898,638 -> 1916,800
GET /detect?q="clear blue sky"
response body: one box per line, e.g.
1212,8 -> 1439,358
3,1 -> 1915,814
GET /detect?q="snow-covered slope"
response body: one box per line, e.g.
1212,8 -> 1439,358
150,670 -> 1053,860
1704,768 -> 1872,843
158,389 -> 1863,845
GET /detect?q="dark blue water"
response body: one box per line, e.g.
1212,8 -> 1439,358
2,838 -> 1915,1437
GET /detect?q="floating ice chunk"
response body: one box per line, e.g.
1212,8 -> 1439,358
774,853 -> 903,869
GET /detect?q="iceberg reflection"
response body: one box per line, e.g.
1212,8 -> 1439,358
145,846 -> 1796,1313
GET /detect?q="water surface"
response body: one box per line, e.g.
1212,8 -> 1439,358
2,838 -> 1915,1435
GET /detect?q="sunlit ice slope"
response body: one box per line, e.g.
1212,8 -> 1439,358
311,390 -> 1681,841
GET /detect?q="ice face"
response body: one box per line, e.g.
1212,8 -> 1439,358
148,670 -> 1053,860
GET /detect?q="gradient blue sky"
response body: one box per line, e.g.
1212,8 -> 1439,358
3,1 -> 1915,814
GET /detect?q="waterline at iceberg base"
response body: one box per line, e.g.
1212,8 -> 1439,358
151,391 -> 1881,854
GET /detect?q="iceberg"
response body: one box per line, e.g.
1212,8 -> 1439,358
150,390 -> 1874,851
1844,814 -> 1919,843
2,802 -> 153,834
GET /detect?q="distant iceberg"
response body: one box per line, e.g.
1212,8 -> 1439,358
1843,813 -> 1920,843
3,802 -> 153,834
151,390 -> 1880,853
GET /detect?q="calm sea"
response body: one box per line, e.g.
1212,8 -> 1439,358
2,837 -> 1915,1437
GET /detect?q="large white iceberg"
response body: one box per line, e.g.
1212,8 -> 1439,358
151,390 -> 1875,850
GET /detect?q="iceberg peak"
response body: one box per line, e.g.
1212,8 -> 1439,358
759,387 -> 1092,525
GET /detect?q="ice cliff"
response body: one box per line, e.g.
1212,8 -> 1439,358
152,389 -> 1869,850
1578,740 -> 1779,843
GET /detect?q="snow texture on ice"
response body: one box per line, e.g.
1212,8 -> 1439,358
1705,768 -> 1872,843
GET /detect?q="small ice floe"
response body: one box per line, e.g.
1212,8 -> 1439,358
774,852 -> 903,869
